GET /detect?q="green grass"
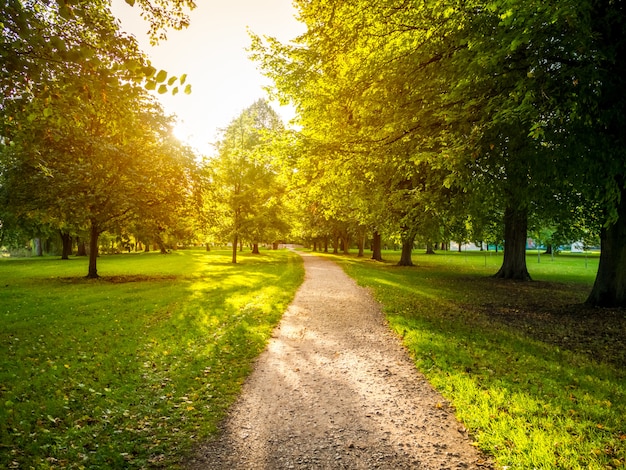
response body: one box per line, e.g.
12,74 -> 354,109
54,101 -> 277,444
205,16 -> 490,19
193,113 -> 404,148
329,250 -> 625,470
0,248 -> 304,469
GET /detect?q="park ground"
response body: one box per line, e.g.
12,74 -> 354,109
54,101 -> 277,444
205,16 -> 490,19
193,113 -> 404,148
0,248 -> 624,469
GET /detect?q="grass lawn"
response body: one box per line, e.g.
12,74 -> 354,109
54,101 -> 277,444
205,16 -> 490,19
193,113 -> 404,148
330,249 -> 625,470
0,248 -> 304,469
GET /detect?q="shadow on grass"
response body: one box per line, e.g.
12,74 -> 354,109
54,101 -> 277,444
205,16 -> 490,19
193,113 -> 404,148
0,248 -> 304,469
334,254 -> 625,469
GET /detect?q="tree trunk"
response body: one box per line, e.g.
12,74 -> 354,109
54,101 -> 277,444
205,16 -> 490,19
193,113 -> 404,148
76,237 -> 87,256
586,187 -> 626,307
86,222 -> 100,279
357,233 -> 365,257
323,236 -> 329,253
252,243 -> 260,254
232,235 -> 238,264
342,234 -> 350,255
494,206 -> 531,280
371,231 -> 383,261
426,243 -> 435,255
60,232 -> 72,260
458,242 -> 463,253
332,235 -> 339,254
397,233 -> 415,267
34,238 -> 43,256
206,243 -> 211,251
544,244 -> 553,255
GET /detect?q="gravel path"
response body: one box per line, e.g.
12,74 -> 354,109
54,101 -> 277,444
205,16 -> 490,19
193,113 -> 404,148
188,251 -> 492,469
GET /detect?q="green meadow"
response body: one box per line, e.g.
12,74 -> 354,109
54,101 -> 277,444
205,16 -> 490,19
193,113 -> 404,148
2,248 -> 624,469
0,248 -> 304,469
331,250 -> 625,470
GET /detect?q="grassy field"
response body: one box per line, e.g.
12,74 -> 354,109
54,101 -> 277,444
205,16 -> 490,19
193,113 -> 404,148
0,248 -> 304,469
330,249 -> 625,469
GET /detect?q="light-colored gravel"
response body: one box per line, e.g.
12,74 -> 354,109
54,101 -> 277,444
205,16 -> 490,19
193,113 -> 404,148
188,251 -> 492,469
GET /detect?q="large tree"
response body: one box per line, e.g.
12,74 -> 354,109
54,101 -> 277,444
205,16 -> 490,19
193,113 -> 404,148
206,100 -> 288,263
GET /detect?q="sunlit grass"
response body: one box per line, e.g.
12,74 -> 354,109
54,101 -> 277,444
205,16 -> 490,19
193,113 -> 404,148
0,248 -> 304,469
329,249 -> 624,469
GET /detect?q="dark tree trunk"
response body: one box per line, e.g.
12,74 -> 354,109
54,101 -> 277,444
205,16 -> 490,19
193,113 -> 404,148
206,243 -> 211,251
458,242 -> 463,253
60,232 -> 72,260
397,233 -> 415,267
332,235 -> 339,254
272,242 -> 279,250
494,206 -> 530,280
586,187 -> 626,307
426,243 -> 435,255
252,243 -> 260,254
371,231 -> 383,261
544,244 -> 553,255
76,237 -> 87,256
323,236 -> 329,253
232,235 -> 238,264
342,234 -> 350,255
86,222 -> 100,279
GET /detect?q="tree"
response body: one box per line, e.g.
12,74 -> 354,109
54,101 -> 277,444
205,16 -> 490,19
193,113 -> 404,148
206,100 -> 287,263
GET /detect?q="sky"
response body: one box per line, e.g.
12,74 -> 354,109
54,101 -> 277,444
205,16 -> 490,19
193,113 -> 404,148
110,0 -> 305,155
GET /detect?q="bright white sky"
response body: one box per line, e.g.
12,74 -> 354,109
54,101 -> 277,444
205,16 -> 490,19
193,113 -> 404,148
110,0 -> 305,155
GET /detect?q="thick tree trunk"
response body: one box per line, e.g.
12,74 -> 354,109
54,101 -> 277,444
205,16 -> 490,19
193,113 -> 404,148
232,235 -> 238,264
397,233 -> 415,267
86,222 -> 100,279
252,243 -> 260,254
60,232 -> 72,260
357,233 -> 365,257
371,231 -> 383,261
342,234 -> 350,255
323,236 -> 329,253
332,235 -> 339,254
494,206 -> 531,280
426,243 -> 435,255
586,188 -> 626,307
544,244 -> 552,255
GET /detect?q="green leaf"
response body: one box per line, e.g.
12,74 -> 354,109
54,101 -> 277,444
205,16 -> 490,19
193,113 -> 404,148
167,76 -> 177,86
179,74 -> 187,85
155,70 -> 167,83
184,84 -> 192,95
158,84 -> 168,94
172,87 -> 179,96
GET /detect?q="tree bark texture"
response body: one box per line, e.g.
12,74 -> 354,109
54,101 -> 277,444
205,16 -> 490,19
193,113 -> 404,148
397,233 -> 415,267
232,235 -> 238,264
252,243 -> 260,254
494,206 -> 531,280
586,187 -> 626,307
87,222 -> 100,278
371,231 -> 383,261
60,232 -> 72,259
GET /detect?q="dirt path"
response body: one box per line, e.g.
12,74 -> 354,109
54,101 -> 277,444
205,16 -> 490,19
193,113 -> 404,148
188,251 -> 492,469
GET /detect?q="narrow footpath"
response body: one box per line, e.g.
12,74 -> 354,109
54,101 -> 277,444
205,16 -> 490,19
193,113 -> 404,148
188,251 -> 492,469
